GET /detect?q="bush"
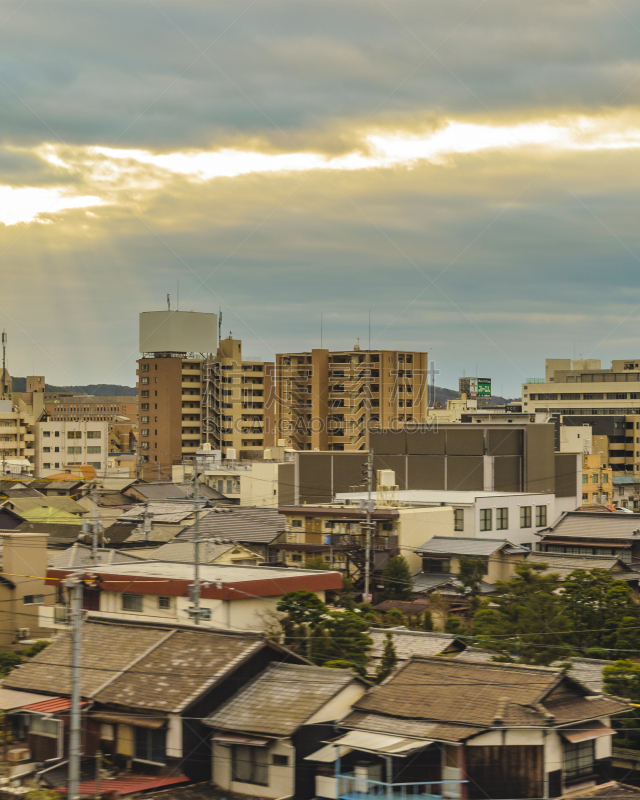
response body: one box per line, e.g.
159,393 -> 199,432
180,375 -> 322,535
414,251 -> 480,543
22,640 -> 50,659
422,611 -> 434,631
385,608 -> 405,625
444,615 -> 465,635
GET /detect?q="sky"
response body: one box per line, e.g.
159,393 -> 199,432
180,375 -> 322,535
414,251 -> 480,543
4,0 -> 640,395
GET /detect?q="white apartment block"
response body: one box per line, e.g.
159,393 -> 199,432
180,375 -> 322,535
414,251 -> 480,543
34,420 -> 109,477
0,400 -> 36,475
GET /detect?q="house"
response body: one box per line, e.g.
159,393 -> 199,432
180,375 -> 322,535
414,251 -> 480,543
123,481 -> 228,504
3,617 -> 308,780
205,663 -> 367,799
537,511 -> 640,562
45,562 -> 343,631
527,552 -> 639,585
335,488 -> 564,547
1,496 -> 88,517
0,505 -> 26,531
118,501 -> 209,525
48,542 -> 145,569
148,540 -> 262,566
310,655 -> 630,800
192,507 -> 286,562
278,502 -> 454,576
612,476 -> 640,510
30,478 -> 85,499
367,627 -> 465,675
413,537 -> 530,596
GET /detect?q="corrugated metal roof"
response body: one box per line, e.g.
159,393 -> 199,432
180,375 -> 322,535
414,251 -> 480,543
541,511 -> 640,541
58,776 -> 188,796
20,507 -> 84,524
415,537 -> 526,556
22,697 -> 72,713
205,663 -> 358,736
613,476 -> 640,486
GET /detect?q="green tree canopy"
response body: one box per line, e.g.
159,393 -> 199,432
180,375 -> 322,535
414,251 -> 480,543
375,632 -> 398,684
472,563 -> 572,665
382,555 -> 413,600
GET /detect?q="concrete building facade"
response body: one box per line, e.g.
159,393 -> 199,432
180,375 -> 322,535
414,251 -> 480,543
34,420 -> 109,477
45,395 -> 138,425
274,347 -> 430,451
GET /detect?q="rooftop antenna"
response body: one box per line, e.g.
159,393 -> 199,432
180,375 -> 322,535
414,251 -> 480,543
320,313 -> 323,349
167,293 -> 171,311
177,280 -> 180,310
218,308 -> 222,345
368,310 -> 371,351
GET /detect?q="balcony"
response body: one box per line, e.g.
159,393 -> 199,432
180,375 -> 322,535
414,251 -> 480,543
337,775 -> 464,800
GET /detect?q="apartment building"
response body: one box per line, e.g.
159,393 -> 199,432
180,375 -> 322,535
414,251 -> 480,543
581,453 -> 613,506
524,359 -> 640,474
45,395 -> 138,425
274,347 -> 429,451
0,399 -> 36,475
34,420 -> 109,477
137,310 -> 274,480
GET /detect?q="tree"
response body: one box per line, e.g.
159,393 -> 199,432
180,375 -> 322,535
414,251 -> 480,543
472,563 -> 572,665
445,615 -> 465,635
422,611 -> 434,631
603,661 -> 640,749
382,555 -> 413,600
561,569 -> 638,653
0,651 -> 23,677
384,607 -> 405,626
303,556 -> 333,571
375,632 -> 398,684
456,557 -> 486,609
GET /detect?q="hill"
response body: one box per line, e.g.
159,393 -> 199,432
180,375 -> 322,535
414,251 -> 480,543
10,378 -> 137,397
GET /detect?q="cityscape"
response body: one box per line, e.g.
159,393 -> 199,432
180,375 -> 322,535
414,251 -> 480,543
3,2 -> 640,800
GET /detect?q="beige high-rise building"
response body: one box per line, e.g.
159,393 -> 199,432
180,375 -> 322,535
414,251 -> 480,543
275,347 -> 430,451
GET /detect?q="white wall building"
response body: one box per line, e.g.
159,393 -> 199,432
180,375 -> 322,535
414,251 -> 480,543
34,420 -> 109,478
336,489 -> 573,547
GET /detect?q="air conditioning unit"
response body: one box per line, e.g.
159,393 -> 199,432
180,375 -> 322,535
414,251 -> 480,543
7,749 -> 30,763
16,628 -> 29,640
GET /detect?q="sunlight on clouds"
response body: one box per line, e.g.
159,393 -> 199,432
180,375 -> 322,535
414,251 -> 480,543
0,186 -> 105,225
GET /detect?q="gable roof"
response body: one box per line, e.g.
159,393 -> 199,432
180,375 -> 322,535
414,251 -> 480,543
204,663 -> 359,736
48,543 -> 145,569
415,537 -> 529,557
19,507 -> 84,525
119,503 -> 207,524
148,540 -> 260,564
2,497 -> 87,516
186,507 -> 285,544
126,483 -> 226,502
4,618 -> 279,713
527,552 -> 633,579
16,521 -> 87,544
0,487 -> 45,499
539,511 -> 640,541
367,628 -> 465,674
342,655 -> 629,742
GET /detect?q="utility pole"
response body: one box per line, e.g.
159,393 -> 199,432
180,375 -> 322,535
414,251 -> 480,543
1,330 -> 6,401
189,456 -> 202,624
90,484 -> 103,565
65,574 -> 83,800
362,450 -> 373,603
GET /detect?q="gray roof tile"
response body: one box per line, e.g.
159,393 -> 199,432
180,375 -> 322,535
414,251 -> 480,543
541,511 -> 640,541
182,507 -> 285,544
415,537 -> 527,556
367,628 -> 462,674
205,663 -> 358,736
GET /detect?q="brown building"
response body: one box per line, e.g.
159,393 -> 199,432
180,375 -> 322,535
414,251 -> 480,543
44,395 -> 138,425
137,310 -> 274,479
275,347 -> 430,451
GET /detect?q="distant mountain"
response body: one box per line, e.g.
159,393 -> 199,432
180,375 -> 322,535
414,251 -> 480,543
432,385 -> 516,407
11,378 -> 137,396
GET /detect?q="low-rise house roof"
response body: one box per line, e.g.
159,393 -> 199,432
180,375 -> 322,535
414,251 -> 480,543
0,487 -> 45,499
613,476 -> 640,486
342,655 -> 629,743
148,540 -> 261,565
204,663 -> 361,737
415,536 -> 528,557
367,627 -> 465,674
4,617 -> 296,713
49,543 -> 145,569
2,497 -> 88,516
526,551 -> 636,580
123,523 -> 188,544
19,506 -> 85,525
16,521 -> 88,545
124,482 -> 227,503
119,502 -> 209,524
559,782 -> 640,800
188,506 -> 285,544
539,511 -> 640,541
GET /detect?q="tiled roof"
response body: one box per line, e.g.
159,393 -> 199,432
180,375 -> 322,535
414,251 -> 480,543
124,523 -> 187,544
204,663 -> 358,736
454,647 -> 496,663
148,541 -> 259,564
119,503 -> 207,524
527,552 -> 629,578
341,710 -> 482,743
95,628 -> 265,712
185,507 -> 285,544
559,782 -> 640,800
127,483 -> 226,502
16,522 -> 89,542
411,572 -> 495,595
613,476 -> 640,486
0,488 -> 45,498
368,628 -> 463,673
563,658 -> 609,693
3,497 -> 87,515
5,618 -> 270,713
540,511 -> 640,541
49,543 -> 145,569
20,507 -> 84,524
415,537 -> 527,557
348,656 -> 628,736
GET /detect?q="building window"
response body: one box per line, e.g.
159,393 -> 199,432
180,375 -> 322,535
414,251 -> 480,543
141,429 -> 149,436
140,442 -> 149,450
43,463 -> 51,469
496,508 -> 508,530
479,509 -> 492,531
23,595 -> 44,605
141,391 -> 149,397
141,416 -> 149,423
134,727 -> 166,764
582,473 -> 588,484
603,473 -> 609,483
43,447 -> 50,453
87,446 -> 101,454
520,506 -> 532,528
536,505 -> 547,526
158,596 -> 170,609
42,431 -> 51,438
291,519 -> 302,527
422,558 -> 450,574
67,431 -> 81,439
122,593 -> 143,612
592,474 -> 598,484
200,607 -> 212,620
582,493 -> 589,501
141,377 -> 149,384
564,739 -> 594,780
87,431 -> 101,439
30,715 -> 59,737
454,509 -> 464,531
67,447 -> 81,455
141,404 -> 149,410
232,745 -> 268,785
141,364 -> 149,371
273,754 -> 288,766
